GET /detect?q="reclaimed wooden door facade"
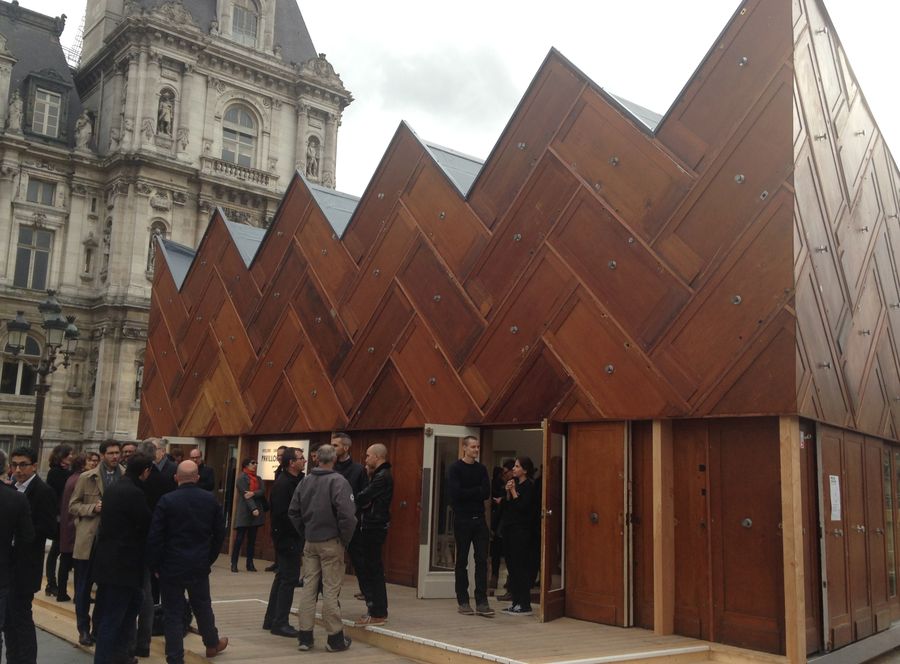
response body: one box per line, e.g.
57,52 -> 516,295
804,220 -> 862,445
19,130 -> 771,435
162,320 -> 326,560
673,417 -> 784,654
800,419 -> 823,654
539,419 -> 566,622
565,422 -> 629,625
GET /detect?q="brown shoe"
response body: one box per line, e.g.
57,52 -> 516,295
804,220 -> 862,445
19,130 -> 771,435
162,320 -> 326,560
205,637 -> 228,658
354,614 -> 387,626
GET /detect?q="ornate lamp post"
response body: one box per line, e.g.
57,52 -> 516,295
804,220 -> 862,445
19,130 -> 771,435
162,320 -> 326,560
5,290 -> 80,466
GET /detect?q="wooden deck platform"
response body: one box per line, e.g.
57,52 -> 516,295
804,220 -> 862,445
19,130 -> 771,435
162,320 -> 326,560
33,557 -> 788,664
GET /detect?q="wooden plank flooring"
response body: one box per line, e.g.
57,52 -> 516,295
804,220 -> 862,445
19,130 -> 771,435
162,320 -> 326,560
34,557 -> 786,663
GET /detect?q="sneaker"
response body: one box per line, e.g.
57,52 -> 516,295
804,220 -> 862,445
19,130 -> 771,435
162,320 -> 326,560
504,605 -> 533,616
354,614 -> 387,626
297,630 -> 314,651
457,603 -> 475,615
475,602 -> 495,617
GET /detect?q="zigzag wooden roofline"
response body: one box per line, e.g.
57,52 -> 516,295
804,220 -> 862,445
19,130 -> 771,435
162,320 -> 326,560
141,0 -> 900,442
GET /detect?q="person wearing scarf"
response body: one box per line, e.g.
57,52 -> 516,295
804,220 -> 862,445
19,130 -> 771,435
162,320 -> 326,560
231,459 -> 267,572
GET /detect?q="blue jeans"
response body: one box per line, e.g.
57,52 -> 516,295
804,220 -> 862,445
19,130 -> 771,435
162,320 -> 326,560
453,516 -> 489,606
160,575 -> 219,664
93,584 -> 143,664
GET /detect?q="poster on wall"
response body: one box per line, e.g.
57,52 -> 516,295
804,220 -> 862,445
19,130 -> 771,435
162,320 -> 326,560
829,474 -> 841,521
257,440 -> 310,480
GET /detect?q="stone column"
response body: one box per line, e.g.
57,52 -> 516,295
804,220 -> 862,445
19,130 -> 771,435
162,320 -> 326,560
322,111 -> 337,188
294,102 -> 308,175
177,64 -> 194,161
134,49 -> 152,150
123,53 -> 140,151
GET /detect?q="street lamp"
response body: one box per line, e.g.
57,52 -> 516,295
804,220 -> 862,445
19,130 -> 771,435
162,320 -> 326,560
4,290 -> 80,466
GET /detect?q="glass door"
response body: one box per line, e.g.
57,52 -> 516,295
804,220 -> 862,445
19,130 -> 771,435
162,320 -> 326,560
417,424 -> 479,598
539,419 -> 566,621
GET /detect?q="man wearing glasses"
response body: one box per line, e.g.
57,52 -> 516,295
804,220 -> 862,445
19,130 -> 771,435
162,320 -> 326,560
5,447 -> 56,663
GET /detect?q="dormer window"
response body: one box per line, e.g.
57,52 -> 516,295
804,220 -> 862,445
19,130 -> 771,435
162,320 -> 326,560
33,88 -> 61,138
232,0 -> 258,47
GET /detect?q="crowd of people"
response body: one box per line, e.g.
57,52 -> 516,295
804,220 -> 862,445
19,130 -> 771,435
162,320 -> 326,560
0,430 -> 538,663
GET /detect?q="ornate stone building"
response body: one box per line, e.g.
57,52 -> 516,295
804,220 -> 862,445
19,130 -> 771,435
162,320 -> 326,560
0,0 -> 350,460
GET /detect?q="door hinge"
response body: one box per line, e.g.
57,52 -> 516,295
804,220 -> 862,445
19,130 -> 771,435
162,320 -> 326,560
625,512 -> 632,525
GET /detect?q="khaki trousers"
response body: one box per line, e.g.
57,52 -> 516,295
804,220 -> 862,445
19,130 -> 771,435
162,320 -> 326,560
297,538 -> 345,635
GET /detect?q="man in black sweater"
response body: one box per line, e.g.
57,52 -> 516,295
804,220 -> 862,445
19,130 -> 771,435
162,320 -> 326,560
263,447 -> 305,637
447,435 -> 494,617
331,433 -> 368,600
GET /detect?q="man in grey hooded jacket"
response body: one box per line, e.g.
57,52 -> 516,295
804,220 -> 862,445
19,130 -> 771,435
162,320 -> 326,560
289,444 -> 356,652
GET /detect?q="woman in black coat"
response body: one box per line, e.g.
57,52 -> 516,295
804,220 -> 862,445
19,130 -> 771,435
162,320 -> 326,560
500,456 -> 537,616
44,443 -> 73,597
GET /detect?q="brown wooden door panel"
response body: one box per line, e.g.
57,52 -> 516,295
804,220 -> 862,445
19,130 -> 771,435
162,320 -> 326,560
820,426 -> 853,650
207,356 -> 252,434
382,430 -> 423,587
836,97 -> 876,196
297,206 -> 357,303
341,127 -> 423,263
550,190 -> 691,350
547,293 -> 680,417
247,242 -> 308,351
836,177 -> 881,306
244,310 -> 303,416
466,251 -> 575,403
152,265 -> 189,341
391,319 -> 479,424
217,242 -> 261,319
291,274 -> 352,378
800,420 -> 823,654
251,376 -> 303,435
334,288 -> 413,412
465,155 -> 577,317
672,420 -> 711,640
656,76 -> 793,284
489,346 -> 572,425
864,437 -> 890,632
402,161 -> 488,280
709,418 -> 784,654
340,207 -> 417,337
148,317 -> 184,394
249,183 -> 311,286
172,332 -> 219,422
565,422 -> 626,625
540,419 -> 566,622
211,295 -> 257,385
631,421 -> 654,630
397,240 -> 484,367
553,93 -> 694,242
284,339 -> 346,432
469,56 -> 584,228
843,432 -> 873,640
351,362 -> 420,430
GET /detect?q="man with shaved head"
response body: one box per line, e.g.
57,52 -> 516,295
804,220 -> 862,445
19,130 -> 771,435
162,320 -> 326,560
147,461 -> 228,662
352,443 -> 393,626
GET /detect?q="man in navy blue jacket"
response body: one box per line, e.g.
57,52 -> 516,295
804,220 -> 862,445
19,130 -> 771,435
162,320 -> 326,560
147,461 -> 228,663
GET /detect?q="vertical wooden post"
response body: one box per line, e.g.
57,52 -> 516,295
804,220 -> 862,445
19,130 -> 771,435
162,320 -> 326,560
780,416 -> 806,662
228,435 -> 245,557
653,419 -> 674,635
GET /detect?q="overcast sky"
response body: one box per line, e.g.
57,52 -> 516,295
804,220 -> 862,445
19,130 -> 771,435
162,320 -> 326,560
21,0 -> 900,197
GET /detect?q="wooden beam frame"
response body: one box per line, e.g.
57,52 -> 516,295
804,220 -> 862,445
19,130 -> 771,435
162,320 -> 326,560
780,416 -> 806,662
653,419 -> 674,635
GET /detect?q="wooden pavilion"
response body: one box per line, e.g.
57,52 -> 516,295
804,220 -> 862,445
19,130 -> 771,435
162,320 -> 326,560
139,0 -> 900,660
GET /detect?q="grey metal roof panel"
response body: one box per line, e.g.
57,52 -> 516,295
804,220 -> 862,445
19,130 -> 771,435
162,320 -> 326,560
133,0 -> 317,66
0,2 -> 83,147
159,238 -> 196,289
305,178 -> 359,237
610,93 -> 662,130
423,141 -> 484,197
223,218 -> 266,266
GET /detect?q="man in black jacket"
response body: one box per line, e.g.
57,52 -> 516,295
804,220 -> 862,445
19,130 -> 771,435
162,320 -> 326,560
0,449 -> 34,664
147,461 -> 228,663
331,433 -> 367,599
447,435 -> 493,617
263,447 -> 305,637
353,443 -> 393,626
93,453 -> 153,663
188,448 -> 215,493
4,446 -> 57,663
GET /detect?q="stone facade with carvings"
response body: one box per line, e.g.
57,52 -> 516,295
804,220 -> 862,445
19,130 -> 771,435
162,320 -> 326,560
0,0 -> 350,460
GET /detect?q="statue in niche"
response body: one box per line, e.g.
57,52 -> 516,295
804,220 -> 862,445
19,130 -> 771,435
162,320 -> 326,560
7,90 -> 22,133
305,136 -> 320,178
157,90 -> 174,135
75,110 -> 93,149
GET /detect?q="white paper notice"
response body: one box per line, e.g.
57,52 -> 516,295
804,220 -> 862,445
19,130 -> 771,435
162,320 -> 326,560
829,475 -> 842,521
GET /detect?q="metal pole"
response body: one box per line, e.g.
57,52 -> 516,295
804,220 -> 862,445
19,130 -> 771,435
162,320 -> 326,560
31,356 -> 51,468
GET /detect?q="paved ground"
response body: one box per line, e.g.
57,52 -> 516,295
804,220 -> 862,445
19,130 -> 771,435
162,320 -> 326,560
867,649 -> 900,663
36,627 -> 93,663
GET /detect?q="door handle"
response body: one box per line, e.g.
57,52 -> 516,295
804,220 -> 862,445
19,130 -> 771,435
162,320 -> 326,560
589,512 -> 599,524
856,524 -> 866,533
833,529 -> 843,537
875,527 -> 884,535
399,500 -> 408,508
741,518 -> 752,529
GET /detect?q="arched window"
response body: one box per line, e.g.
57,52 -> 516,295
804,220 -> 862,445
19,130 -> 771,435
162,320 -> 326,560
231,0 -> 259,47
0,335 -> 40,395
222,105 -> 257,167
147,220 -> 168,274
